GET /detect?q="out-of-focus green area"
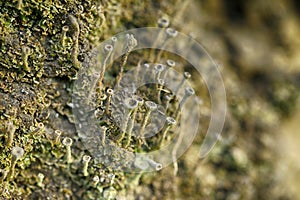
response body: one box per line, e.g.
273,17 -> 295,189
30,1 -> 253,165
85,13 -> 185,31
162,0 -> 300,199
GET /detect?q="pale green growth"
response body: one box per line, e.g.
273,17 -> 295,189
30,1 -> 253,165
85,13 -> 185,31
101,126 -> 107,146
166,27 -> 178,38
105,88 -> 114,115
164,94 -> 173,111
149,17 -> 170,61
142,63 -> 150,81
134,156 -> 149,171
88,71 -> 101,103
166,59 -> 176,67
32,122 -> 45,135
99,44 -> 114,90
111,36 -> 118,46
37,173 -> 45,188
62,137 -> 73,163
175,87 -> 195,120
154,64 -> 165,89
159,117 -> 176,146
17,0 -> 23,10
61,25 -> 69,47
99,93 -> 107,107
54,130 -> 62,145
147,158 -> 163,171
125,97 -> 140,148
82,155 -> 91,177
155,28 -> 178,62
115,34 -> 137,86
92,175 -> 100,187
108,173 -> 115,185
68,15 -> 80,69
98,6 -> 106,29
157,17 -> 170,28
133,95 -> 144,107
6,121 -> 16,147
103,187 -> 117,200
157,78 -> 165,104
174,71 -> 191,95
163,59 -> 176,79
140,101 -> 157,144
103,44 -> 114,66
21,46 -> 31,72
7,146 -> 24,181
0,169 -> 8,184
109,37 -> 118,65
117,98 -> 138,145
180,86 -> 195,105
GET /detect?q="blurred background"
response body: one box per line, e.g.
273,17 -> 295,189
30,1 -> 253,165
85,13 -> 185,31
180,0 -> 300,199
129,0 -> 300,199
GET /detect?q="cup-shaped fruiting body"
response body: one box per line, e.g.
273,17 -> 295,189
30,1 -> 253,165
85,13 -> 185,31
31,122 -> 45,135
117,98 -> 138,144
154,63 -> 165,74
22,46 -> 31,72
105,89 -> 114,115
140,101 -> 157,140
6,122 -> 16,147
157,17 -> 170,28
37,173 -> 45,188
8,146 -> 24,180
98,93 -> 107,107
61,25 -> 69,47
180,86 -> 195,105
175,87 -> 195,120
155,28 -> 178,62
111,36 -> 117,46
82,155 -> 91,177
62,137 -> 73,163
154,64 -> 165,83
132,95 -> 144,107
159,117 -> 176,146
163,59 -> 176,79
146,158 -> 163,171
166,59 -> 176,68
166,28 -> 178,38
174,71 -> 191,95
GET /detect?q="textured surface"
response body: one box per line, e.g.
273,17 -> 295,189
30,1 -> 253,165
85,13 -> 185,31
0,0 -> 299,199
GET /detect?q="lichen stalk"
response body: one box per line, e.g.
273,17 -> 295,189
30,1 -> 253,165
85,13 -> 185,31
68,15 -> 80,69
